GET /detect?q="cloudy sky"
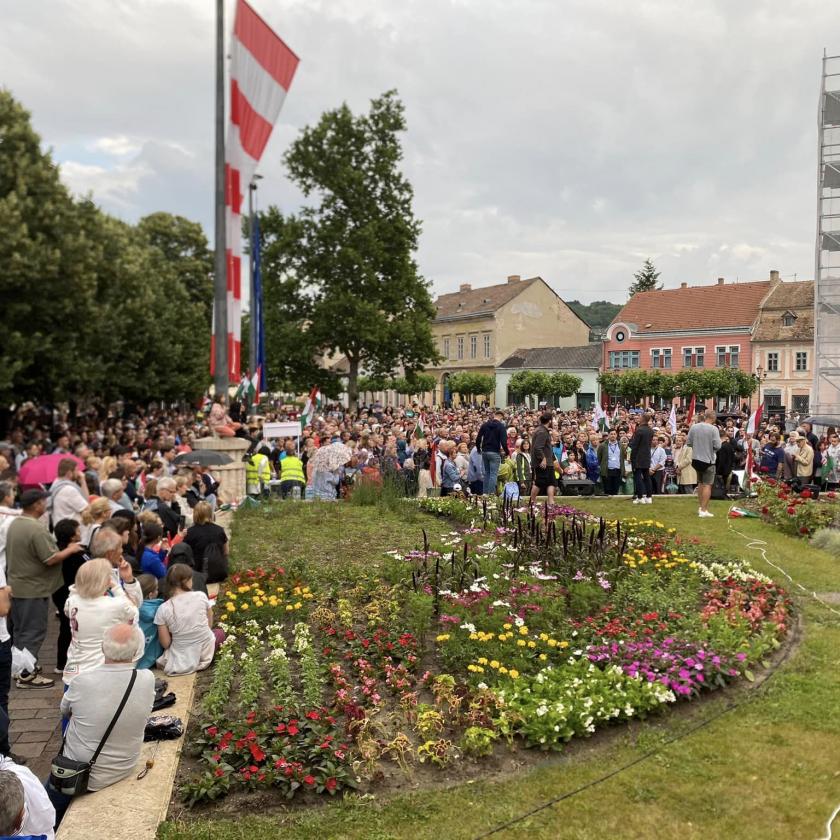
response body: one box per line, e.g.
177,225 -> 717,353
2,0 -> 836,303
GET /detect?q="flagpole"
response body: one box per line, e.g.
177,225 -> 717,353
248,176 -> 258,418
212,0 -> 228,399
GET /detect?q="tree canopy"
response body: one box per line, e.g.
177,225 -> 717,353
628,258 -> 662,297
597,369 -> 757,402
566,300 -> 622,329
258,91 -> 439,410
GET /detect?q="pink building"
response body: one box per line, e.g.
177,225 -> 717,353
603,274 -> 780,406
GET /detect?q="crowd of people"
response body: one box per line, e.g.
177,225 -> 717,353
0,397 -> 835,834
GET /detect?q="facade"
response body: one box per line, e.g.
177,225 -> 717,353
495,344 -> 602,410
430,275 -> 590,405
603,273 -> 779,407
751,280 -> 815,415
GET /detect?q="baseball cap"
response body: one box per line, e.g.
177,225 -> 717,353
20,489 -> 49,507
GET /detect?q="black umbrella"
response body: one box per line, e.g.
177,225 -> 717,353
805,416 -> 840,428
172,450 -> 233,467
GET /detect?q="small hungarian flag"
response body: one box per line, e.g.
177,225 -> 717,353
300,386 -> 322,430
746,401 -> 763,436
414,413 -> 426,440
234,372 -> 249,403
247,366 -> 261,408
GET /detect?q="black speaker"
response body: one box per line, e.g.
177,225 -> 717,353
710,475 -> 729,500
561,478 -> 595,496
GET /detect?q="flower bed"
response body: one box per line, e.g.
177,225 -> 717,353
749,478 -> 839,538
179,497 -> 792,809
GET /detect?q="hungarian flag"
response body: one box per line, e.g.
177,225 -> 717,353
234,372 -> 250,403
746,402 -> 763,436
591,403 -> 607,432
247,366 -> 261,407
668,404 -> 677,437
687,394 -> 696,424
211,0 -> 300,383
300,386 -> 322,430
414,413 -> 426,439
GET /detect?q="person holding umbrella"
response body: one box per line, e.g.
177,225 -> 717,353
309,443 -> 353,501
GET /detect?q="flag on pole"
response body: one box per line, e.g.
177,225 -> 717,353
668,404 -> 677,437
251,210 -> 266,393
746,401 -> 763,436
591,403 -> 606,432
218,0 -> 300,383
687,394 -> 696,425
414,413 -> 426,440
234,372 -> 249,402
300,386 -> 322,430
247,366 -> 261,407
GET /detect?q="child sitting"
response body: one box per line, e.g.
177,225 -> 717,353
154,564 -> 222,676
137,574 -> 164,670
139,521 -> 168,580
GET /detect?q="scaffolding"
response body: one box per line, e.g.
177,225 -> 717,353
813,52 -> 840,414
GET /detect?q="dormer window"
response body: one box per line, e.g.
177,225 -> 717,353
781,311 -> 796,327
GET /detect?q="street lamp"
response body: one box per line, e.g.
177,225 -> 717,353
755,363 -> 767,411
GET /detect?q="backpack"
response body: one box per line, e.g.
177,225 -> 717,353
202,542 -> 229,583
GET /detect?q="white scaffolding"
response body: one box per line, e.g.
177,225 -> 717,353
813,52 -> 840,414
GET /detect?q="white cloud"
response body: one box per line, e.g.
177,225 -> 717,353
90,135 -> 142,157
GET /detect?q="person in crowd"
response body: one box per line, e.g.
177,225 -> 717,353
276,441 -> 305,499
62,557 -> 139,686
800,421 -> 821,483
628,414 -> 655,504
716,431 -> 736,493
152,477 -> 183,540
439,443 -> 461,497
401,457 -> 418,497
48,458 -> 89,527
138,521 -> 168,581
104,512 -> 139,570
79,498 -> 112,549
825,430 -> 840,489
414,440 -> 433,497
515,438 -> 533,496
563,451 -> 585,478
687,409 -> 722,518
207,396 -> 256,458
245,446 -> 271,498
758,432 -> 785,479
100,478 -> 126,515
136,574 -> 164,670
183,502 -> 228,576
529,413 -> 557,504
51,519 -> 89,675
649,435 -> 668,494
673,432 -> 697,494
0,764 -> 55,839
466,443 -> 485,497
166,543 -> 209,595
154,564 -> 220,676
6,490 -> 83,689
0,482 -> 17,758
454,442 -> 470,482
597,428 -> 625,496
48,623 -> 154,825
790,431 -> 815,484
475,410 -> 509,495
89,527 -> 143,607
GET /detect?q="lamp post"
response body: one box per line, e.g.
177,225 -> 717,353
755,363 -> 767,412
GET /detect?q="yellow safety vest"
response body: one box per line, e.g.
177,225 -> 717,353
246,453 -> 271,492
280,455 -> 305,484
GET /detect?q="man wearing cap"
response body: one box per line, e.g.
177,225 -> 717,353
5,490 -> 83,688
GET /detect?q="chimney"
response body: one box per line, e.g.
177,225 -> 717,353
770,269 -> 781,284
680,282 -> 688,289
507,274 -> 521,284
459,283 -> 472,292
717,277 -> 725,285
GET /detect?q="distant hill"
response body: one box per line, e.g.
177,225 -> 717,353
567,300 -> 622,329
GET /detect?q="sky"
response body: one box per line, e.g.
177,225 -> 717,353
1,0 -> 837,304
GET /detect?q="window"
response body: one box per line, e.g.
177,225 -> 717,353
795,351 -> 808,371
470,334 -> 477,359
609,350 -> 640,369
457,336 -> 464,360
682,347 -> 705,368
766,352 -> 779,372
782,312 -> 797,327
792,395 -> 809,413
483,334 -> 491,358
765,392 -> 782,408
715,345 -> 740,368
651,348 -> 672,369
442,337 -> 450,359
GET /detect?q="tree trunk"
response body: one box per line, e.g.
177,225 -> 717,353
347,356 -> 360,413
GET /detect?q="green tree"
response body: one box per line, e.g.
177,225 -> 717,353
508,370 -> 550,408
628,258 -> 662,297
597,372 -> 623,397
548,372 -> 583,400
392,372 -> 436,397
448,372 -> 495,402
616,370 -> 654,403
566,300 -> 622,329
261,91 -> 439,411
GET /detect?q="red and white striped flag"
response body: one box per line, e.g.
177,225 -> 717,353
215,0 -> 299,383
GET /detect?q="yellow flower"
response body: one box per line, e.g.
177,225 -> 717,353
303,592 -> 314,600
227,592 -> 237,600
527,641 -> 536,649
539,653 -> 547,661
547,639 -> 557,648
254,600 -> 263,608
225,602 -> 236,612
508,669 -> 519,679
499,666 -> 508,675
503,623 -> 512,630
302,586 -> 311,594
539,633 -> 549,641
285,605 -> 294,611
559,640 -> 570,649
294,602 -> 302,609
477,657 -> 488,665
435,634 -> 450,643
241,603 -> 249,610
469,633 -> 479,640
238,585 -> 250,593
489,660 -> 500,669
517,639 -> 527,647
519,626 -> 529,636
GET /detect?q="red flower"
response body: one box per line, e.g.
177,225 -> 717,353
800,488 -> 812,499
761,506 -> 769,515
206,725 -> 218,738
287,725 -> 300,736
303,774 -> 316,785
800,526 -> 809,534
305,710 -> 320,721
249,743 -> 266,762
275,723 -> 286,733
786,506 -> 796,515
325,777 -> 337,791
246,710 -> 257,724
214,768 -> 224,777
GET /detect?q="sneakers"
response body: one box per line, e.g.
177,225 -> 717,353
15,671 -> 54,689
643,497 -> 652,504
698,510 -> 715,518
632,498 -> 641,504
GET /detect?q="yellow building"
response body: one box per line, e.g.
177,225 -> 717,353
429,275 -> 590,405
751,280 -> 814,416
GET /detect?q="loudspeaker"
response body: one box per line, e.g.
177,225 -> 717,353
710,475 -> 729,500
561,478 -> 595,496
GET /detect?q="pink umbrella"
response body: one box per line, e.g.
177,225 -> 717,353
18,453 -> 85,487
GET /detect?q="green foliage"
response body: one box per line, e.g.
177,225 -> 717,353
392,372 -> 436,395
260,91 -> 440,409
629,258 -> 662,297
598,369 -> 759,404
447,371 -> 495,401
567,300 -> 622,329
549,371 -> 583,399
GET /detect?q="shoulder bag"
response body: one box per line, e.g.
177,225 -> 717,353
50,670 -> 138,796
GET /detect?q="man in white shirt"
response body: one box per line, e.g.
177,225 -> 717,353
48,458 -> 89,526
0,763 -> 56,839
649,435 -> 668,493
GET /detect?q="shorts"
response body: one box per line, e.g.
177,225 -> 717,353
533,466 -> 557,490
692,459 -> 716,486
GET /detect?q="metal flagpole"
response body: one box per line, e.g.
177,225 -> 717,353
248,176 -> 259,417
212,0 -> 228,399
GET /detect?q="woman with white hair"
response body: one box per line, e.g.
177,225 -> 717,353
63,558 -> 139,685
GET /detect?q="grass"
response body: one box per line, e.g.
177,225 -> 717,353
160,496 -> 840,840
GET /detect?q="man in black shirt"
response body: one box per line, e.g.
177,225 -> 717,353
475,410 -> 509,495
530,413 -> 556,504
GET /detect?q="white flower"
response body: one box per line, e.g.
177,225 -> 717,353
477,682 -> 488,690
460,622 -> 477,633
514,616 -> 525,627
536,704 -> 548,717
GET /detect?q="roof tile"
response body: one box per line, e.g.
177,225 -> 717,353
434,277 -> 540,321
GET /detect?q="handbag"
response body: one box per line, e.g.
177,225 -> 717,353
50,670 -> 137,797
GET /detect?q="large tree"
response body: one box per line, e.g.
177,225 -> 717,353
259,91 -> 439,411
628,258 -> 662,297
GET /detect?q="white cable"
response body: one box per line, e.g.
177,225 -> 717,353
727,506 -> 840,619
818,802 -> 840,840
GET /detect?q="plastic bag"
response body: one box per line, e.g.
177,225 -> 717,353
144,715 -> 183,741
11,646 -> 36,678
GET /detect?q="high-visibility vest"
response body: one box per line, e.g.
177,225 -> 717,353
246,453 -> 271,492
280,455 -> 305,484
